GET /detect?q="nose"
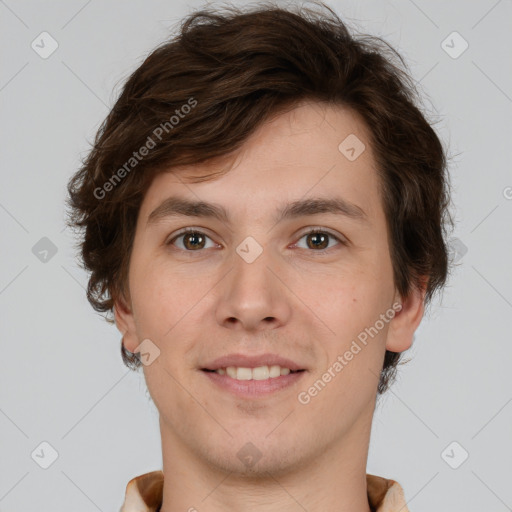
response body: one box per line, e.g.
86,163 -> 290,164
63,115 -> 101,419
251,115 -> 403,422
215,245 -> 292,332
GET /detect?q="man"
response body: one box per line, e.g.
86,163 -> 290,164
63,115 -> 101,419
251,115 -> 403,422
67,2 -> 452,511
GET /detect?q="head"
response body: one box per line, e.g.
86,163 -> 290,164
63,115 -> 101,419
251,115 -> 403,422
67,1 -> 452,474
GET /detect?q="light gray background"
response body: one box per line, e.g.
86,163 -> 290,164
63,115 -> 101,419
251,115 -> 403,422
1,0 -> 511,511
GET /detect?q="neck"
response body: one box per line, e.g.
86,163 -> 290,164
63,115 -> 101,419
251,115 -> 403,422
158,403 -> 375,512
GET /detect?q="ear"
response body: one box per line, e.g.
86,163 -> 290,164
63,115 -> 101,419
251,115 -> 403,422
386,278 -> 428,353
113,293 -> 140,354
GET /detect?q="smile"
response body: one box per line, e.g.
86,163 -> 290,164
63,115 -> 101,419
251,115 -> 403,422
201,367 -> 306,398
204,365 -> 303,380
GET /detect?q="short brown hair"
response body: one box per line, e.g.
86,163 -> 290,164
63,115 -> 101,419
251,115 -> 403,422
66,1 -> 453,394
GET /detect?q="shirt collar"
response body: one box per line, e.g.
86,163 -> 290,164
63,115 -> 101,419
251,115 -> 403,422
120,470 -> 410,512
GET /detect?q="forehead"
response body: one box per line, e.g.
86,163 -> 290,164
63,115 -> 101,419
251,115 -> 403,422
139,100 -> 382,226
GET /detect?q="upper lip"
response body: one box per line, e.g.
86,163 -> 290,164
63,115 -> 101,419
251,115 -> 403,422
201,353 -> 306,371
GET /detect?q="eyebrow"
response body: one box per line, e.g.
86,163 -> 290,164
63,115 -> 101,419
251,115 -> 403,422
146,195 -> 367,226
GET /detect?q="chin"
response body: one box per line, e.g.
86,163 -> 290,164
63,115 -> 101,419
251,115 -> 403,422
192,428 -> 304,477
205,443 -> 303,478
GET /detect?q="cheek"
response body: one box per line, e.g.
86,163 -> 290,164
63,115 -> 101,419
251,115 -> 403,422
303,267 -> 384,322
130,263 -> 181,338
301,269 -> 391,363
130,264 -> 212,369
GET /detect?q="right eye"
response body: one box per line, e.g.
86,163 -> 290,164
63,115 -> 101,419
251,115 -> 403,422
167,228 -> 218,251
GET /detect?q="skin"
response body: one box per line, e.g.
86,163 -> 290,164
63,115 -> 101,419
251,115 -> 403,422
115,99 -> 426,512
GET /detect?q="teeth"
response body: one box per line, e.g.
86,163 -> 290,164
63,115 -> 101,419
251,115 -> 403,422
226,366 -> 237,379
235,367 -> 252,380
269,365 -> 282,378
219,365 -> 293,380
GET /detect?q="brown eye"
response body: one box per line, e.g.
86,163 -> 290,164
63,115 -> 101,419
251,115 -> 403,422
168,229 -> 215,251
295,229 -> 344,252
182,231 -> 205,250
306,232 -> 329,250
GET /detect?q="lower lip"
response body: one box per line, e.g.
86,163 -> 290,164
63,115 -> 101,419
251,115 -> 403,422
201,370 -> 306,398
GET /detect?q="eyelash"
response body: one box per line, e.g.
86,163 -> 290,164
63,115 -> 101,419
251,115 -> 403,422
166,227 -> 346,254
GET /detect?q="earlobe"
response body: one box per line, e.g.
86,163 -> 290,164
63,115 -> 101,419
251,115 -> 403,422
385,280 -> 428,353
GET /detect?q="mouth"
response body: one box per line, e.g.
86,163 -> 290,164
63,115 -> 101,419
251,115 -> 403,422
200,363 -> 307,398
201,366 -> 306,381
199,353 -> 307,397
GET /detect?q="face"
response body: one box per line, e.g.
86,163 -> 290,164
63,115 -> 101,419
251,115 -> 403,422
115,100 -> 424,477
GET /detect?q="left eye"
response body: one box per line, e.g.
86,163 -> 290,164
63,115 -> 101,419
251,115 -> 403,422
294,229 -> 344,251
168,229 -> 217,251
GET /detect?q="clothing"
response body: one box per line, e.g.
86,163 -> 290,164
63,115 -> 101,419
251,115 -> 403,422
120,470 -> 410,511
